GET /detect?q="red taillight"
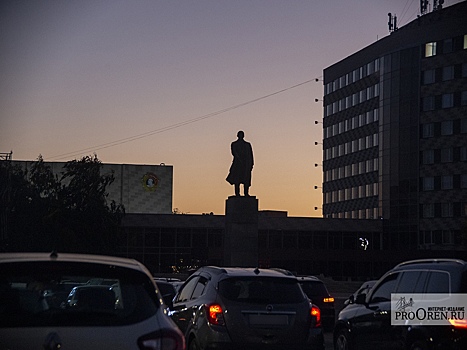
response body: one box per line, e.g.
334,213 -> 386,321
449,319 -> 467,329
138,329 -> 185,350
205,303 -> 225,325
311,305 -> 322,328
323,297 -> 335,303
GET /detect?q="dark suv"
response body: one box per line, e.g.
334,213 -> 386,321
170,266 -> 324,350
334,258 -> 467,350
297,276 -> 335,331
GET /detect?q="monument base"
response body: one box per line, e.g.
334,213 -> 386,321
224,196 -> 259,267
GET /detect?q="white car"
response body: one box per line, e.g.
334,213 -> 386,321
0,252 -> 185,350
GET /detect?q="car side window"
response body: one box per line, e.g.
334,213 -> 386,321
191,277 -> 209,300
370,273 -> 399,303
396,271 -> 428,293
426,271 -> 450,293
175,276 -> 199,303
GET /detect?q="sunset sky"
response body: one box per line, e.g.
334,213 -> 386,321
1,0 -> 463,217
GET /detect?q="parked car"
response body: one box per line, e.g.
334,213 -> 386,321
169,266 -> 324,350
0,252 -> 185,350
154,279 -> 179,309
334,258 -> 467,350
297,276 -> 335,330
342,280 -> 376,307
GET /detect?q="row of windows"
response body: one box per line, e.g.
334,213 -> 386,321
421,202 -> 467,218
324,158 -> 379,182
419,230 -> 460,246
422,174 -> 467,191
421,118 -> 467,138
422,91 -> 467,111
324,58 -> 380,95
324,84 -> 380,117
325,183 -> 379,204
424,34 -> 467,58
421,146 -> 467,164
422,63 -> 467,84
324,134 -> 379,161
324,108 -> 379,138
327,208 -> 380,220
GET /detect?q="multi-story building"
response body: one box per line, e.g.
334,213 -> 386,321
321,1 -> 467,250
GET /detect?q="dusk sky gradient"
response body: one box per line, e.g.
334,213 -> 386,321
1,0 -> 463,217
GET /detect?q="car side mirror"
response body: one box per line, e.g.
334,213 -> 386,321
348,295 -> 354,304
355,293 -> 366,304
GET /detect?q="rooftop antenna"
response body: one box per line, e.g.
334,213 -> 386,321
388,13 -> 398,33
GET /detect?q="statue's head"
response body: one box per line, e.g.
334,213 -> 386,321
237,130 -> 244,139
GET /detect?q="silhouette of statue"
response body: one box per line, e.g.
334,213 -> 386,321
226,131 -> 254,196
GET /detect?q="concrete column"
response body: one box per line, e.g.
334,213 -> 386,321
224,196 -> 259,267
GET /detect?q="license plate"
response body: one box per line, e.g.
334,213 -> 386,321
249,314 -> 288,325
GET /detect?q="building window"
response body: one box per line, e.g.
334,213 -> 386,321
423,69 -> 436,84
462,91 -> 467,106
442,66 -> 454,81
422,123 -> 434,138
462,119 -> 467,133
461,147 -> 467,162
441,175 -> 453,190
441,120 -> 453,135
461,174 -> 467,189
441,203 -> 453,218
422,150 -> 434,164
442,93 -> 454,109
423,177 -> 434,191
442,230 -> 454,245
423,203 -> 434,218
443,38 -> 453,53
441,148 -> 453,163
425,42 -> 437,57
464,34 -> 467,49
422,96 -> 435,111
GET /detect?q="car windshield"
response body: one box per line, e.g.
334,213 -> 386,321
0,261 -> 159,327
218,277 -> 305,304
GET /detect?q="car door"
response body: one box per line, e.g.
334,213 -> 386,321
350,272 -> 402,350
170,275 -> 200,333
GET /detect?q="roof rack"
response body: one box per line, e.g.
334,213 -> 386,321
395,258 -> 465,268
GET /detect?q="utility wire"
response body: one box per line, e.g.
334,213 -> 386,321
48,77 -> 319,160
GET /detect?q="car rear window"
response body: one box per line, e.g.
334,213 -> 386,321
299,281 -> 329,299
218,277 -> 305,304
0,261 -> 160,327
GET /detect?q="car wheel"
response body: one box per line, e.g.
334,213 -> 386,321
334,329 -> 350,350
188,337 -> 201,350
409,340 -> 428,350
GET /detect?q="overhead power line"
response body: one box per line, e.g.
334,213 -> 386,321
48,77 -> 319,160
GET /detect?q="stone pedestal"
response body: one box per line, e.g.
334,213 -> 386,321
223,196 -> 258,267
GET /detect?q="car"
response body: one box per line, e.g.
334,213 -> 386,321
297,276 -> 335,331
342,280 -> 376,307
334,258 -> 467,350
169,266 -> 324,350
154,279 -> 179,309
0,252 -> 185,350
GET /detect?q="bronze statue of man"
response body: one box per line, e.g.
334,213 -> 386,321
226,130 -> 254,196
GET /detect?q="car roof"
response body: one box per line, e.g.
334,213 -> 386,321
0,252 -> 149,273
392,259 -> 467,272
198,266 -> 298,279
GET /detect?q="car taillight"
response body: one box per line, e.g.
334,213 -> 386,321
449,319 -> 467,329
323,297 -> 335,303
138,329 -> 185,350
311,305 -> 322,328
205,303 -> 225,326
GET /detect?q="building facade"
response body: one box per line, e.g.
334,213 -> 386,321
12,161 -> 173,214
321,2 -> 467,251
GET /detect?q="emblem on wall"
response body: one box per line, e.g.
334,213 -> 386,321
142,172 -> 159,192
